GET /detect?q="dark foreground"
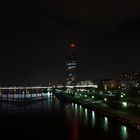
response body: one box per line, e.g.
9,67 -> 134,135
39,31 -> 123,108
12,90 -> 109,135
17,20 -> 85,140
0,94 -> 140,140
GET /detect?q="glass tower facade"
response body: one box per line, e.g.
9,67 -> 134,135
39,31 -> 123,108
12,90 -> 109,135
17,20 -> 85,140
66,44 -> 77,86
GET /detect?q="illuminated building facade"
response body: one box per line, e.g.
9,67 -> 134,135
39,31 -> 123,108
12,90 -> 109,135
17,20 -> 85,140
66,44 -> 77,86
119,72 -> 140,89
102,79 -> 119,90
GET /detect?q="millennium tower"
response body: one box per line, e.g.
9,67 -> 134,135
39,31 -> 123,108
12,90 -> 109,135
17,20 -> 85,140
66,43 -> 77,86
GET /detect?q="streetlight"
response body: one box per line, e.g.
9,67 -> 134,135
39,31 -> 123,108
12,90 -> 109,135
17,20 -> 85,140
121,95 -> 123,98
122,102 -> 127,108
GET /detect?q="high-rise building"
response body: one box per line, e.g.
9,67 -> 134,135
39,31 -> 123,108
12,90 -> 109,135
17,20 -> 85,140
66,43 -> 77,86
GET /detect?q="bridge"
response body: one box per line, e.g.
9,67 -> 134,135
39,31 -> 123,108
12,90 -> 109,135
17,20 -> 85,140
0,85 -> 98,102
0,86 -> 54,102
0,84 -> 98,90
65,85 -> 98,88
0,86 -> 52,90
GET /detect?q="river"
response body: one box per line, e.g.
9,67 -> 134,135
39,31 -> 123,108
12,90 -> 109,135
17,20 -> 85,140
0,92 -> 140,140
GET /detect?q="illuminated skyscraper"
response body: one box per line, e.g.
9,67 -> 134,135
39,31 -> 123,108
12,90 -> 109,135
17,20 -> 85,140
66,43 -> 77,86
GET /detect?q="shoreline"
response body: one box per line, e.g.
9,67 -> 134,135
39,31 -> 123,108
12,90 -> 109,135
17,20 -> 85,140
55,92 -> 140,131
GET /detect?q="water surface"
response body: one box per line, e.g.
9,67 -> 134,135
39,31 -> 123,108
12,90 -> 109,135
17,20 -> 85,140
0,93 -> 140,140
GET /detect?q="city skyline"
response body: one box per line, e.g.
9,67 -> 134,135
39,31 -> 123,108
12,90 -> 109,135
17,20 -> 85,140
0,1 -> 140,85
0,2 -> 140,140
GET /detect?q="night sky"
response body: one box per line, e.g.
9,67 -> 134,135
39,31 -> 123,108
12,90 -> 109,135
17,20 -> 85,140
0,0 -> 140,85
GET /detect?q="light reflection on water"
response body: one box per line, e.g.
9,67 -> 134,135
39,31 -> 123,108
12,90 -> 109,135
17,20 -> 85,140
64,103 -> 132,140
84,108 -> 88,126
1,95 -> 139,140
75,104 -> 78,110
120,126 -> 128,140
92,111 -> 95,128
72,103 -> 74,107
79,105 -> 83,122
103,117 -> 108,131
0,92 -> 60,113
75,104 -> 78,118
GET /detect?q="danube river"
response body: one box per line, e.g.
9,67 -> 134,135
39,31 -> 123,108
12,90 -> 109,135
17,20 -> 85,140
0,93 -> 140,140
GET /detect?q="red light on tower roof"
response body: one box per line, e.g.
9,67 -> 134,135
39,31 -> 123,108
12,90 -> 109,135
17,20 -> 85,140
70,43 -> 76,48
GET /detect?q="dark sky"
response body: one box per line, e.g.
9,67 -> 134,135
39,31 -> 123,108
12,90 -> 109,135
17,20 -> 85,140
0,0 -> 140,85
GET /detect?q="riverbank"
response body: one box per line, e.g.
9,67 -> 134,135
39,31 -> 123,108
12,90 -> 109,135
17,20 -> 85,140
55,92 -> 140,131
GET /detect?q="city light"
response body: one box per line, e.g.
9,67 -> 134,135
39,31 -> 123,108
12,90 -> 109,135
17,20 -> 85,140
72,103 -> 74,107
70,43 -> 76,48
104,117 -> 108,131
120,126 -> 128,139
121,95 -> 124,98
122,102 -> 127,107
2,1 -> 140,139
75,104 -> 78,109
92,111 -> 95,128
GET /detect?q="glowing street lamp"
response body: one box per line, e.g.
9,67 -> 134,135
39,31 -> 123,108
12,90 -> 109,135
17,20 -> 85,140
121,95 -> 124,98
122,102 -> 127,108
92,96 -> 94,99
